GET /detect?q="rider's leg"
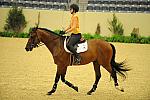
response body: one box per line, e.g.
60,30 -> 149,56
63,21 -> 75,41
66,34 -> 81,63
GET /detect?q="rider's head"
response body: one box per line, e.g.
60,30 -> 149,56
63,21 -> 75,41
70,4 -> 79,14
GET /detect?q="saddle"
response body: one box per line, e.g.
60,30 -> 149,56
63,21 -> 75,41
64,36 -> 88,54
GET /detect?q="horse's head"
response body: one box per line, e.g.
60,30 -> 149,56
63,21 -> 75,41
25,27 -> 41,52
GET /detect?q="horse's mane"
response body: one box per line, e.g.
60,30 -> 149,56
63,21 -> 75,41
38,28 -> 62,37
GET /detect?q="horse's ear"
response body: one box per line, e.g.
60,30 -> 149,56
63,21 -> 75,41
35,12 -> 40,29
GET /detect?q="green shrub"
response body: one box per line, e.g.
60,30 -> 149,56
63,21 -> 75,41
108,13 -> 124,35
93,34 -> 103,39
140,37 -> 150,44
131,32 -> 138,38
105,37 -> 113,42
16,33 -> 29,38
0,32 -> 29,38
4,6 -> 27,34
82,33 -> 150,44
111,35 -> 124,42
83,33 -> 94,40
123,36 -> 131,43
0,32 -> 15,37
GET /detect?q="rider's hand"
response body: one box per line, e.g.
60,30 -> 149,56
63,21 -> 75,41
59,31 -> 65,35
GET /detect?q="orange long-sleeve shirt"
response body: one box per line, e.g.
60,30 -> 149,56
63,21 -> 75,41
70,14 -> 80,34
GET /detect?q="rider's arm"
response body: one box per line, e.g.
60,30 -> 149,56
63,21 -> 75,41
65,16 -> 77,33
64,24 -> 71,32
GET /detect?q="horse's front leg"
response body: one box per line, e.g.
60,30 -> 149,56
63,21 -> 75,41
47,72 -> 60,95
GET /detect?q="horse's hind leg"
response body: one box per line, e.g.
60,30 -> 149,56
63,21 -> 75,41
61,75 -> 78,92
111,67 -> 118,86
103,64 -> 124,92
111,67 -> 124,92
60,66 -> 78,92
87,61 -> 101,95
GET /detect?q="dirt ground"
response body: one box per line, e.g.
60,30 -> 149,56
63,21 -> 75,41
0,37 -> 150,100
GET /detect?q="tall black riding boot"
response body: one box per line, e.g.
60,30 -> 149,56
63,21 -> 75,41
74,53 -> 81,64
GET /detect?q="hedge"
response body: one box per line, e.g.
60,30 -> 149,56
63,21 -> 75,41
83,34 -> 150,44
0,31 -> 150,44
0,32 -> 29,38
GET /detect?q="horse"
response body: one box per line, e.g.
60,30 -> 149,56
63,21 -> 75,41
25,27 -> 130,95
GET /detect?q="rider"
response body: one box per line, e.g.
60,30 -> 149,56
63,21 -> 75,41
64,4 -> 81,64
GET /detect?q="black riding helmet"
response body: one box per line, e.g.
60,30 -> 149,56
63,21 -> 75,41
70,4 -> 79,13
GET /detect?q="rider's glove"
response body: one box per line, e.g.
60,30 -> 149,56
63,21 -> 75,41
59,31 -> 65,35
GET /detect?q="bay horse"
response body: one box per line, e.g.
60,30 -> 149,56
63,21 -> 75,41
25,27 -> 130,95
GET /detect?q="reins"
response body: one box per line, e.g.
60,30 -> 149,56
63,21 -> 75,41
35,28 -> 62,48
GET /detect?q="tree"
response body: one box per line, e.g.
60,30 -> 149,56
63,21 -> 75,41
108,13 -> 124,35
4,6 -> 27,33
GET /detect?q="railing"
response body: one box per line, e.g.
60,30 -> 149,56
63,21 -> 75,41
0,0 -> 150,13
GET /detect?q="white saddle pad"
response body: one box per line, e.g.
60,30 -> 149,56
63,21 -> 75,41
64,37 -> 88,53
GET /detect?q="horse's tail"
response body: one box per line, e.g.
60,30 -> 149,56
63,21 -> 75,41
110,43 -> 130,79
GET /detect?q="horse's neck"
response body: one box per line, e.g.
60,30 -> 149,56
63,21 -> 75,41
40,31 -> 63,56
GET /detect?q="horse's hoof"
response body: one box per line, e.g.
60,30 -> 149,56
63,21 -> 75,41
47,90 -> 55,95
47,92 -> 52,95
87,91 -> 92,95
74,86 -> 78,92
115,86 -> 124,92
120,88 -> 124,92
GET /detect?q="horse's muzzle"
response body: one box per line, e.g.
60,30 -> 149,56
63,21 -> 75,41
25,47 -> 29,51
25,47 -> 33,52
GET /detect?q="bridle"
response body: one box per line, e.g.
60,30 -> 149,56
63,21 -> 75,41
35,31 -> 44,47
30,29 -> 44,48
